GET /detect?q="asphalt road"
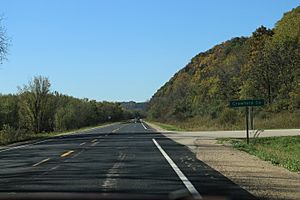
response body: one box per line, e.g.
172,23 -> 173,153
0,122 -> 257,200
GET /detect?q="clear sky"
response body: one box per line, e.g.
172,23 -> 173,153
0,0 -> 299,102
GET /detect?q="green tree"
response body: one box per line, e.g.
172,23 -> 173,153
0,94 -> 19,128
18,76 -> 51,133
0,17 -> 9,63
241,26 -> 275,104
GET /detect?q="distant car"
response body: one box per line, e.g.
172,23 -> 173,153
132,118 -> 141,123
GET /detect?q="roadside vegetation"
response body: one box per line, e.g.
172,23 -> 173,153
0,76 -> 135,146
147,6 -> 300,130
148,121 -> 184,131
218,136 -> 300,172
0,122 -> 115,146
149,111 -> 300,131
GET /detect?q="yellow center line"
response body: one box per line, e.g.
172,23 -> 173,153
60,150 -> 74,157
32,158 -> 51,167
91,139 -> 98,143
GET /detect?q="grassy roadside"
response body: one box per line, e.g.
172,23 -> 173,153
148,111 -> 300,131
0,122 -> 119,147
146,121 -> 183,131
218,136 -> 300,172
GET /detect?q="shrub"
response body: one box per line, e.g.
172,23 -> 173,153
219,108 -> 238,125
0,124 -> 28,145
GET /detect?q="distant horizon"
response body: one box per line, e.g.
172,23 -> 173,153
0,89 -> 149,103
0,0 -> 299,102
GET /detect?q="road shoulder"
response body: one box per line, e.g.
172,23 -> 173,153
0,122 -> 120,150
145,121 -> 300,200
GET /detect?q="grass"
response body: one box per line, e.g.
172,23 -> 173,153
150,111 -> 300,131
148,117 -> 244,131
254,111 -> 300,129
0,122 -> 118,146
218,136 -> 300,172
148,121 -> 184,131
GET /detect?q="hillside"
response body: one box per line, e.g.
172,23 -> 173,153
148,6 -> 300,130
120,101 -> 147,112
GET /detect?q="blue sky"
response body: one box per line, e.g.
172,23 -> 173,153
0,0 -> 299,102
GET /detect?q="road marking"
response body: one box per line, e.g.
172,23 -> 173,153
60,150 -> 74,157
91,141 -> 99,146
51,165 -> 59,170
79,142 -> 86,146
91,139 -> 98,143
102,153 -> 126,189
141,122 -> 147,130
152,139 -> 202,199
112,127 -> 120,133
111,124 -> 128,133
71,149 -> 85,159
32,158 -> 51,167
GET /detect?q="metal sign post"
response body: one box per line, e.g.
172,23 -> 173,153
245,106 -> 249,144
229,99 -> 264,144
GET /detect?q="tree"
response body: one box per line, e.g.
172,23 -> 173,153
0,94 -> 19,128
241,26 -> 275,104
0,17 -> 9,64
18,76 -> 51,133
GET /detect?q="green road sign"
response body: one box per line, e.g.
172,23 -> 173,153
229,99 -> 264,107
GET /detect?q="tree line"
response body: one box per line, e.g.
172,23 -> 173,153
0,76 -> 133,143
148,6 -> 300,126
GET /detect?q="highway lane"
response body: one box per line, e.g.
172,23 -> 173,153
0,122 -> 257,200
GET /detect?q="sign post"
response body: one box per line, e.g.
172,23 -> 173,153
229,99 -> 264,144
245,106 -> 249,144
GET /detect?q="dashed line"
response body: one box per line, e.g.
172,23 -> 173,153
50,165 -> 60,171
152,138 -> 202,199
111,124 -> 129,133
79,142 -> 86,146
71,149 -> 85,159
91,139 -> 98,143
112,127 -> 121,133
91,141 -> 99,146
60,150 -> 74,157
32,158 -> 51,167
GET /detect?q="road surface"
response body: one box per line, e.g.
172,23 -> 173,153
0,122 -> 256,200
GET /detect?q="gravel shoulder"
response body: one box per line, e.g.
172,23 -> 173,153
146,122 -> 300,200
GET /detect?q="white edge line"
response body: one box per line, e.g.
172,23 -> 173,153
152,138 -> 202,199
141,122 -> 147,130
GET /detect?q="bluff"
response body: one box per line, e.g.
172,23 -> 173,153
148,7 -> 300,124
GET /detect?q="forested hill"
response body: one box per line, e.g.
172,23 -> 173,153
120,101 -> 147,112
148,6 -> 300,127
